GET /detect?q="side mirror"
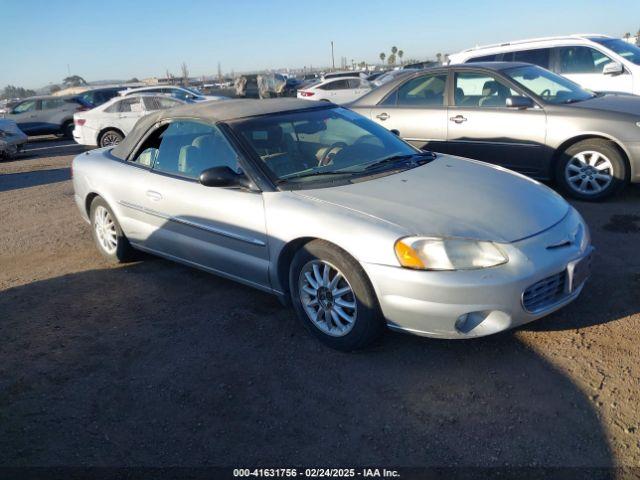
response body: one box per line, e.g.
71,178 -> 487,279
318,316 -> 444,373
199,166 -> 253,189
506,96 -> 534,109
603,62 -> 623,76
390,129 -> 400,136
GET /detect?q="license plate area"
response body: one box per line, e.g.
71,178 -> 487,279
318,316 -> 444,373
566,248 -> 593,293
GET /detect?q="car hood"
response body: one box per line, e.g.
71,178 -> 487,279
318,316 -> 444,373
568,92 -> 640,116
293,156 -> 569,243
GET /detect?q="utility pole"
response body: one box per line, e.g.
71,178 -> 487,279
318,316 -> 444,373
67,64 -> 71,76
331,41 -> 335,71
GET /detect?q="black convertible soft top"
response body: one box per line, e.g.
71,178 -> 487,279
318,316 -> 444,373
111,98 -> 327,160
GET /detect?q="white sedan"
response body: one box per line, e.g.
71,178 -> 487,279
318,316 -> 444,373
73,94 -> 186,147
297,77 -> 371,104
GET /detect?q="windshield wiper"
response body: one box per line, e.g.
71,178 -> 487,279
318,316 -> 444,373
363,151 -> 436,171
277,170 -> 350,182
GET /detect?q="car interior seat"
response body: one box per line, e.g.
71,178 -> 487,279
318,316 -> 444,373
479,80 -> 510,107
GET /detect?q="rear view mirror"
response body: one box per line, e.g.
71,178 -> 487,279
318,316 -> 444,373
603,62 -> 623,76
506,96 -> 534,109
200,166 -> 253,189
295,120 -> 326,135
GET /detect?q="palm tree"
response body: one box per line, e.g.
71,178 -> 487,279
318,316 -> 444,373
388,54 -> 396,65
436,53 -> 442,65
624,32 -> 631,40
398,50 -> 404,65
391,46 -> 398,56
379,52 -> 386,64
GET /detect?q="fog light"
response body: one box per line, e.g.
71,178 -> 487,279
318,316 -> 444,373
455,312 -> 486,334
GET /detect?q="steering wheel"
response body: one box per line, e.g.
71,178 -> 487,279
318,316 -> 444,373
540,88 -> 552,100
319,141 -> 347,166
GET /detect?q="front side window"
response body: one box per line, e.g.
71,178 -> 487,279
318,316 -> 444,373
454,72 -> 521,107
12,100 -> 37,113
558,46 -> 613,74
394,74 -> 447,107
504,64 -> 595,104
231,107 -> 418,183
591,38 -> 640,66
133,121 -> 239,179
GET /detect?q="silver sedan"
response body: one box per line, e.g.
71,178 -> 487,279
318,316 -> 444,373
72,99 -> 593,350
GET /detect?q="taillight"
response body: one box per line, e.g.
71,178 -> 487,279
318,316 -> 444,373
299,91 -> 315,97
75,118 -> 86,126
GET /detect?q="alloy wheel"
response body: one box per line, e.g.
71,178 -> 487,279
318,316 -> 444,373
298,260 -> 357,337
94,205 -> 118,254
565,150 -> 613,195
101,132 -> 122,147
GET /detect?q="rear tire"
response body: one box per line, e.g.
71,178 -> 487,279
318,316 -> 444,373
89,197 -> 135,263
555,139 -> 628,201
289,240 -> 384,351
99,129 -> 124,147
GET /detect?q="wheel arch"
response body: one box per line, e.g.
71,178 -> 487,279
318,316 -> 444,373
551,134 -> 632,179
275,236 -> 368,304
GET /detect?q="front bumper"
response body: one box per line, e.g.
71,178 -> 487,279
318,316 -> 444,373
362,211 -> 592,339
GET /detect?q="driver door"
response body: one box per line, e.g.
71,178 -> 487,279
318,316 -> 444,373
446,70 -> 548,177
131,120 -> 271,290
7,99 -> 40,134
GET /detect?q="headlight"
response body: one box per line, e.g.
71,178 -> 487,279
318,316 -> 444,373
394,236 -> 508,271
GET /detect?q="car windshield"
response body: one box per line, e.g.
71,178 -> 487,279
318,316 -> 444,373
183,86 -> 203,96
591,38 -> 640,66
503,65 -> 596,104
231,106 -> 423,186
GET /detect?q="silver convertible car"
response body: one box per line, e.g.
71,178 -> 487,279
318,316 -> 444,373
72,99 -> 593,350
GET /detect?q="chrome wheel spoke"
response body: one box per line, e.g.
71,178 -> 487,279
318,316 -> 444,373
298,259 -> 357,337
565,150 -> 613,195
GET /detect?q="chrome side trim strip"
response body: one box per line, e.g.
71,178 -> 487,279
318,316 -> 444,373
119,200 -> 267,247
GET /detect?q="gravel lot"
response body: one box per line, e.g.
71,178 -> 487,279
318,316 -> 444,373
0,137 -> 639,468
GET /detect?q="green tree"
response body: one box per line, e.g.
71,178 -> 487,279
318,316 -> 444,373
379,52 -> 386,64
436,53 -> 443,65
391,46 -> 398,56
1,85 -> 37,100
63,75 -> 87,87
49,84 -> 61,94
388,53 -> 396,65
398,50 -> 404,65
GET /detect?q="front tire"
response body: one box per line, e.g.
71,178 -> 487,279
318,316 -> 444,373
90,197 -> 134,263
556,139 -> 628,201
289,240 -> 384,351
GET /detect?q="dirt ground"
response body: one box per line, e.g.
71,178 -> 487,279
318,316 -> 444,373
0,137 -> 638,469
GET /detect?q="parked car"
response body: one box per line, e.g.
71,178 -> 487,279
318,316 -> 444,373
0,119 -> 28,159
1,95 -> 88,137
322,71 -> 367,80
72,99 -> 592,350
350,62 -> 640,200
75,87 -> 124,108
73,94 -> 186,147
448,34 -> 640,95
297,77 -> 371,104
120,86 -> 227,102
235,75 -> 260,98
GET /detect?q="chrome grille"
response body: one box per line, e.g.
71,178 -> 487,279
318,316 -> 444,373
522,271 -> 567,313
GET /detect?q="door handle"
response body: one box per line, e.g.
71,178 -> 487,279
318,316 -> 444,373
146,190 -> 163,201
376,112 -> 390,121
449,115 -> 467,124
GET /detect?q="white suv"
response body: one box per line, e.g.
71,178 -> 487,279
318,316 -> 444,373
448,34 -> 640,95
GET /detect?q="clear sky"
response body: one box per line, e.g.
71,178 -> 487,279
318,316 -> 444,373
2,0 -> 639,89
